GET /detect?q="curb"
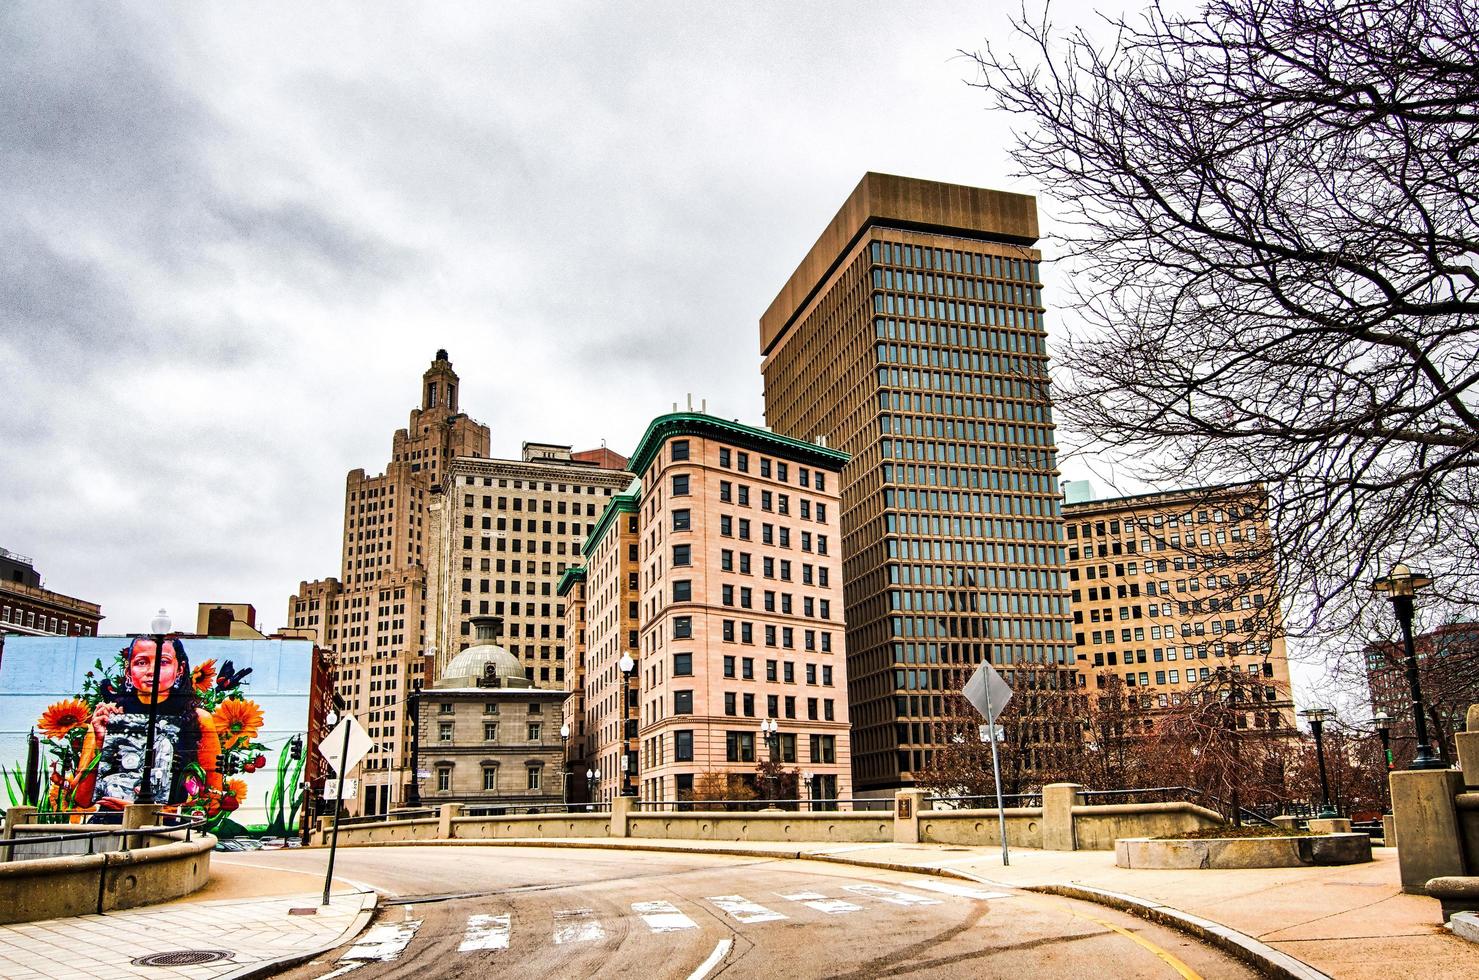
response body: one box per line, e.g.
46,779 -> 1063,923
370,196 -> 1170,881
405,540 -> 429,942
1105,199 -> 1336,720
1449,911 -> 1479,945
1025,883 -> 1331,980
218,890 -> 379,980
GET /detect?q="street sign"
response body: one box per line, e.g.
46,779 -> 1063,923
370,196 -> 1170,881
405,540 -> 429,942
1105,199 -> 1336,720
318,714 -> 373,776
963,661 -> 1012,723
323,777 -> 358,800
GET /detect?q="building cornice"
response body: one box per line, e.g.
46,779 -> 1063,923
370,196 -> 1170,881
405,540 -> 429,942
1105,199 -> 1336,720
627,413 -> 849,479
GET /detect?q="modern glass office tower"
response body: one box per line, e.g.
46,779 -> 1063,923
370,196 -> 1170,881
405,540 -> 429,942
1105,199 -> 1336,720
759,173 -> 1076,793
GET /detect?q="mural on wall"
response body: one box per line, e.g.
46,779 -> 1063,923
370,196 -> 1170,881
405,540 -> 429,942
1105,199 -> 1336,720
1,635 -> 313,838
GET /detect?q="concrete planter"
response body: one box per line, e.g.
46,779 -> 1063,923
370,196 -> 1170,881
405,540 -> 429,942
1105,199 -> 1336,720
1115,833 -> 1372,869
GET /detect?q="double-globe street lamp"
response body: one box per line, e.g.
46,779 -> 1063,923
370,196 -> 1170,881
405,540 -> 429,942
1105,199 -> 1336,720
759,717 -> 780,801
1298,707 -> 1338,819
136,609 -> 173,806
1371,564 -> 1444,770
586,768 -> 597,811
618,653 -> 637,797
559,722 -> 571,811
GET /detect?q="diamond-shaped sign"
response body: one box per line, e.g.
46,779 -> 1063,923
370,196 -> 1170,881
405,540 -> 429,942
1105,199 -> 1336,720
962,661 -> 1013,724
318,714 -> 373,776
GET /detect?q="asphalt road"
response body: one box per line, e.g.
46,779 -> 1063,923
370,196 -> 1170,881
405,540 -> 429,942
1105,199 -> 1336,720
240,846 -> 1257,979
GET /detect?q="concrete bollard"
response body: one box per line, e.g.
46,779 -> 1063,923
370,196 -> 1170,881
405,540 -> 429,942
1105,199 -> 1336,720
437,803 -> 461,840
122,803 -> 163,851
1042,783 -> 1083,851
1391,769 -> 1466,893
2,807 -> 37,863
1381,813 -> 1397,848
892,789 -> 928,844
1271,815 -> 1302,832
1307,817 -> 1353,835
1455,730 -> 1479,789
610,796 -> 638,838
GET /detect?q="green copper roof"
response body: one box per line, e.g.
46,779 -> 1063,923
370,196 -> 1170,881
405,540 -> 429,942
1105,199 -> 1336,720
555,565 -> 586,597
627,413 -> 849,478
581,491 -> 639,558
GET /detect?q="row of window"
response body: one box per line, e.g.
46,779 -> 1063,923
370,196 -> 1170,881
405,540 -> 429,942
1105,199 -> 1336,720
709,443 -> 828,491
0,606 -> 93,635
869,240 -> 1039,283
432,763 -> 545,793
713,483 -> 829,521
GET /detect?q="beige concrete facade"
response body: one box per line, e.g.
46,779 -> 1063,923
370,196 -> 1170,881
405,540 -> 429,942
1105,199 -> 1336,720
625,414 -> 854,805
424,446 -> 632,692
418,691 -> 566,807
285,351 -> 491,815
1063,485 -> 1297,735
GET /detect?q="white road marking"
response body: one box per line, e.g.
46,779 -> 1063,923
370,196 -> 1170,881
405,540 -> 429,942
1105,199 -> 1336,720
553,908 -> 606,944
707,894 -> 788,924
687,939 -> 733,980
315,963 -> 364,980
339,920 -> 422,961
633,900 -> 698,932
842,883 -> 942,906
777,890 -> 863,915
459,913 -> 512,952
905,879 -> 1010,901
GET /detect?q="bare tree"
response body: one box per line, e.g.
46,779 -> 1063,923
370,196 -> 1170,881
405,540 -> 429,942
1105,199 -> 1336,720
968,0 -> 1479,651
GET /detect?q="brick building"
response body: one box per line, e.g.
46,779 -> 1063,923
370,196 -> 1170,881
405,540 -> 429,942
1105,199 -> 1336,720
579,484 -> 641,804
1365,620 -> 1478,767
0,548 -> 103,638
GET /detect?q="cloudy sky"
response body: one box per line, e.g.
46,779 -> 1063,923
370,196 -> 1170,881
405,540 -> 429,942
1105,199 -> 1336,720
3,1 -> 1137,638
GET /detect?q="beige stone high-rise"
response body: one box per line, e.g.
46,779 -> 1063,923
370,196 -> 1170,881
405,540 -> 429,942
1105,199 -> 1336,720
286,351 -> 490,815
760,173 -> 1076,794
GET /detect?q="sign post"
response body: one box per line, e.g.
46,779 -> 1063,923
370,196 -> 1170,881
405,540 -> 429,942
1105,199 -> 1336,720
962,661 -> 1013,867
318,711 -> 372,906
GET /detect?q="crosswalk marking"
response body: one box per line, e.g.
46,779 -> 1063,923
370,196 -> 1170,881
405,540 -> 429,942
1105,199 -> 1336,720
459,913 -> 511,952
707,894 -> 788,924
340,920 -> 422,961
905,879 -> 1010,901
633,900 -> 699,932
777,891 -> 863,915
553,908 -> 606,944
842,883 -> 942,907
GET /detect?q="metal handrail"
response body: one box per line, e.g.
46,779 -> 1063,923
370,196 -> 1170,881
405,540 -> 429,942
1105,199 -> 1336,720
1,811 -> 210,854
1077,785 -> 1279,828
640,798 -> 883,813
928,793 -> 1042,809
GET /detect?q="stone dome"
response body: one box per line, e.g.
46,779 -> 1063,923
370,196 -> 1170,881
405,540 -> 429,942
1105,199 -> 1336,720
434,616 -> 530,689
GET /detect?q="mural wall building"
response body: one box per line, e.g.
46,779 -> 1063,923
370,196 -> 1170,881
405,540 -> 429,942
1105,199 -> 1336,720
1062,485 -> 1297,736
759,173 -> 1075,793
0,548 -> 103,638
424,444 -> 631,691
285,351 -> 491,816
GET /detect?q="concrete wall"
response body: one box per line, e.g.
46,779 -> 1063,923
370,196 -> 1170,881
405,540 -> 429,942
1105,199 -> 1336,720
629,812 -> 889,844
919,809 -> 1043,848
1072,802 -> 1224,850
0,832 -> 214,924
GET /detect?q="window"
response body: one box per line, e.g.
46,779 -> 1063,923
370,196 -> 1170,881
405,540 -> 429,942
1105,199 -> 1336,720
436,766 -> 452,791
482,767 -> 498,792
720,481 -> 732,502
673,652 -> 693,676
673,544 -> 692,566
726,731 -> 756,762
723,655 -> 736,677
484,723 -> 498,741
439,702 -> 455,714
673,580 -> 693,602
439,722 -> 453,742
737,452 -> 749,472
674,730 -> 694,762
719,448 -> 732,468
725,692 -> 737,715
672,474 -> 690,496
527,767 -> 542,791
721,549 -> 734,571
673,690 -> 694,713
672,509 -> 691,531
809,734 -> 836,763
742,657 -> 754,679
673,616 -> 693,639
527,722 -> 542,740
671,440 -> 690,461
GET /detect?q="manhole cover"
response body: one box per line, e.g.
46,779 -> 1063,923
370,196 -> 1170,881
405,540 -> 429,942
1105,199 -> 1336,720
131,950 -> 236,967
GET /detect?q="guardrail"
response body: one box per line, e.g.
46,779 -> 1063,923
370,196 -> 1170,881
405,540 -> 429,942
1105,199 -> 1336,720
641,798 -> 883,813
2,810 -> 208,862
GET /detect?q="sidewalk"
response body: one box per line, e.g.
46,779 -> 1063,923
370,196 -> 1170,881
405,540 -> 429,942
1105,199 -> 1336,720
0,859 -> 374,980
430,836 -> 1472,979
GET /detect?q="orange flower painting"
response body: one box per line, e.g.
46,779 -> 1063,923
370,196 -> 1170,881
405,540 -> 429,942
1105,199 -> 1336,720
213,699 -> 264,748
192,658 -> 218,693
38,699 -> 90,739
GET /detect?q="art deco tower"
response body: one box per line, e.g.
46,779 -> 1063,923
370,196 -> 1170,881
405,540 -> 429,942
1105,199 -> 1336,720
760,173 -> 1076,793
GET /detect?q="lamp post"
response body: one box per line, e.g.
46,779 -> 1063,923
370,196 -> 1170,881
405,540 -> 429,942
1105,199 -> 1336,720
586,768 -> 597,811
1372,709 -> 1393,812
1371,564 -> 1443,769
759,718 -> 780,801
1300,707 -> 1338,819
135,609 -> 173,806
618,653 -> 636,797
406,642 -> 435,808
559,723 -> 571,811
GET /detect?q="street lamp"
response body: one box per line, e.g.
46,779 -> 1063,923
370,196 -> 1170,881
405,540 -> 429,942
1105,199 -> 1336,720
559,722 -> 571,811
618,653 -> 636,797
759,718 -> 780,800
1372,709 -> 1393,813
586,768 -> 597,811
406,642 -> 435,808
1371,563 -> 1443,770
136,609 -> 173,806
1300,707 -> 1338,819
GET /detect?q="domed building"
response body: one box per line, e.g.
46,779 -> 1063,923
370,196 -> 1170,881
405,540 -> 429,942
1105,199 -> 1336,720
414,617 -> 567,809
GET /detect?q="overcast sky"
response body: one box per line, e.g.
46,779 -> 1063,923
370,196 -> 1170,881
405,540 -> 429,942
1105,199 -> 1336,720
3,1 -> 1148,641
